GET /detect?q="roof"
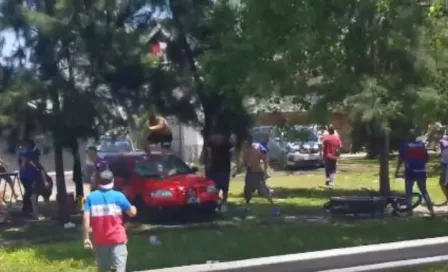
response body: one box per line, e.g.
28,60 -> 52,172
143,24 -> 173,44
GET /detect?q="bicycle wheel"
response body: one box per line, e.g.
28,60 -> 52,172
323,200 -> 350,213
390,192 -> 423,213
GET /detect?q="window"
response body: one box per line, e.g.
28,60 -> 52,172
98,137 -> 133,153
134,155 -> 194,178
108,159 -> 131,180
282,127 -> 319,142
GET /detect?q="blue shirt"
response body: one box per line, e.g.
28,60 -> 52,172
18,150 -> 39,181
27,147 -> 41,162
252,143 -> 268,155
399,141 -> 428,177
17,147 -> 41,165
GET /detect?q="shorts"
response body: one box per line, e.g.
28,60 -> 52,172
208,170 -> 230,193
244,171 -> 269,197
95,243 -> 128,272
147,133 -> 172,148
324,158 -> 337,177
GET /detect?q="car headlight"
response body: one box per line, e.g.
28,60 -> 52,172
207,184 -> 217,193
151,190 -> 173,197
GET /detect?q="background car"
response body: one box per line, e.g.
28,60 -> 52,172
251,126 -> 287,168
103,151 -> 219,219
251,125 -> 324,169
97,134 -> 134,154
282,125 -> 323,168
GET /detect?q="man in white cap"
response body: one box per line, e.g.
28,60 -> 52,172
82,170 -> 137,272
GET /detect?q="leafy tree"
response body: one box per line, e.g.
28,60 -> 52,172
229,0 -> 444,195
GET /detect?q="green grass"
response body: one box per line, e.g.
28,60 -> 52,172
1,157 -> 448,271
225,157 -> 447,215
3,218 -> 448,271
406,265 -> 448,272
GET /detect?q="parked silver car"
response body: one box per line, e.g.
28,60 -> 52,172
251,125 -> 324,169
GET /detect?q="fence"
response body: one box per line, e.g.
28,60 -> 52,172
138,236 -> 448,272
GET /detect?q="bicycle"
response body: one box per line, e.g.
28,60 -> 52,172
323,186 -> 423,217
361,187 -> 423,216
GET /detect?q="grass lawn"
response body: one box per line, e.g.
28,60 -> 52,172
407,265 -> 448,272
1,157 -> 448,271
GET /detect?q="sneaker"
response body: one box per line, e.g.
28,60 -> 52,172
272,208 -> 280,216
325,179 -> 330,186
220,204 -> 228,213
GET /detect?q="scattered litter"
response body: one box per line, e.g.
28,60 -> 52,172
148,235 -> 161,245
206,260 -> 220,264
64,222 -> 76,229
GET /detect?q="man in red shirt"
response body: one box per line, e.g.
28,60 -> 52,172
322,125 -> 342,187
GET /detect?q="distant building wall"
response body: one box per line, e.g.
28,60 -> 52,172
167,116 -> 203,163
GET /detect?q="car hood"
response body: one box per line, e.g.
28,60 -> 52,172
147,174 -> 212,189
286,141 -> 319,151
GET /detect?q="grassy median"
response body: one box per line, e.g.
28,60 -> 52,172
1,157 -> 447,271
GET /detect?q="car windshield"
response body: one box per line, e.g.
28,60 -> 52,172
134,155 -> 194,178
98,138 -> 132,153
282,127 -> 318,142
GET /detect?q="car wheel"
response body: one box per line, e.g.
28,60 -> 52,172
201,205 -> 217,219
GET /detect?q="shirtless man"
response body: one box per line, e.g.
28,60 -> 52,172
232,136 -> 279,215
145,111 -> 173,156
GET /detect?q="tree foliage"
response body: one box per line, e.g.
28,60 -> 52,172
1,0 -> 448,207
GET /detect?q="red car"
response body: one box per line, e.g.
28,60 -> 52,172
102,151 -> 219,217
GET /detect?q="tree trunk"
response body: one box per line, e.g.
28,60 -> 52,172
51,90 -> 69,223
71,137 -> 83,198
53,135 -> 68,223
379,131 -> 391,196
6,127 -> 19,154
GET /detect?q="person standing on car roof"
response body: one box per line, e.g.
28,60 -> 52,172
145,110 -> 173,157
322,125 -> 342,188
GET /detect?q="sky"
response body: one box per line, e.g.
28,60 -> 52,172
2,29 -> 17,57
0,4 -> 170,61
